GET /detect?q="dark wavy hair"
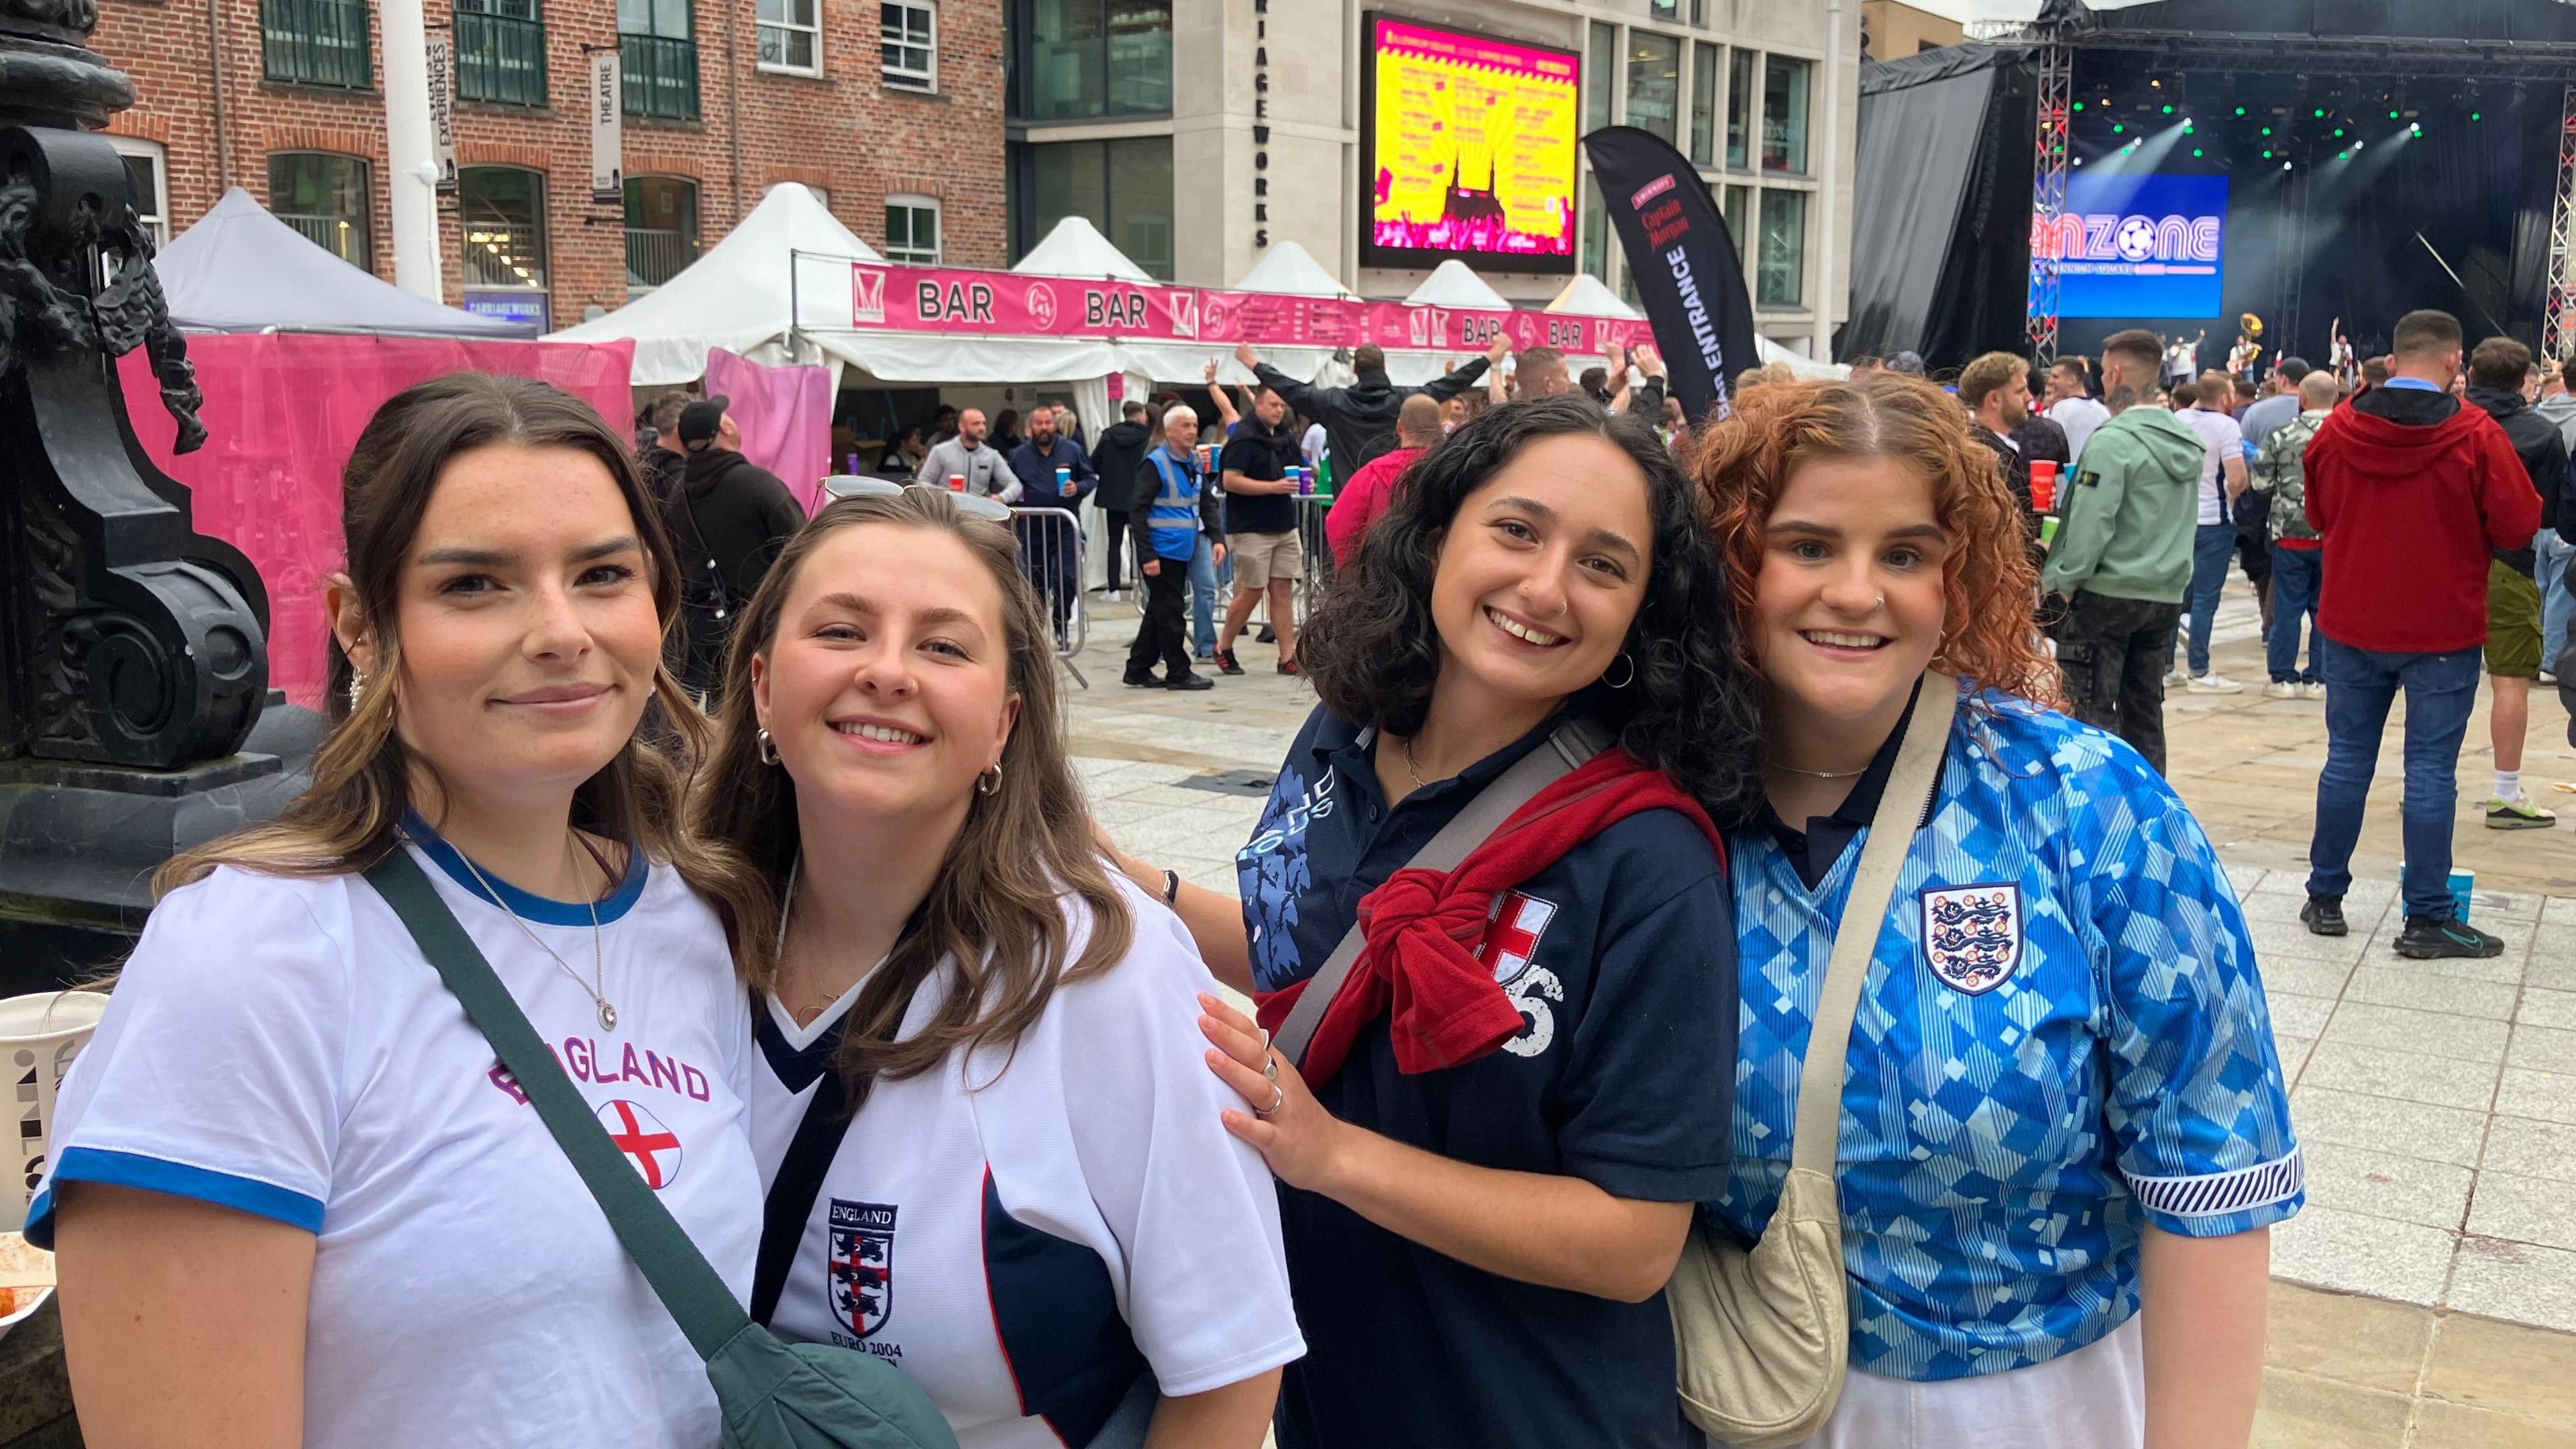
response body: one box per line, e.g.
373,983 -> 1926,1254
1298,394 -> 1766,826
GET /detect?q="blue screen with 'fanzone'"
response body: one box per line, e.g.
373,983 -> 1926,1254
2045,173 -> 2227,319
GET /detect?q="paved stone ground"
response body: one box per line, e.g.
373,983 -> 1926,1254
1062,575 -> 2576,1446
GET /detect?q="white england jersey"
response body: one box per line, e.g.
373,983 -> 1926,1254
753,879 -> 1303,1448
30,838 -> 761,1449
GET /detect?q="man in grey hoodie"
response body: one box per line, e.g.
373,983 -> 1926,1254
2041,328 -> 2209,771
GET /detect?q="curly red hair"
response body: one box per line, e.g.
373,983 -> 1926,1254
1691,372 -> 2061,708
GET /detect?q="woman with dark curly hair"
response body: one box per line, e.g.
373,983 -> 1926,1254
1693,373 -> 2300,1449
1099,394 -> 1764,1449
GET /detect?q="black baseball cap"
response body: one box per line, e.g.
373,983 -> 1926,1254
676,396 -> 731,445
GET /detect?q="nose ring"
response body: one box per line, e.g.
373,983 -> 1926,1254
1874,594 -> 1886,609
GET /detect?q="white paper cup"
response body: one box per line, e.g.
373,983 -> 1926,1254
0,992 -> 109,1233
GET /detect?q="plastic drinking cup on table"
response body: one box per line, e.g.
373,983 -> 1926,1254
2029,460 -> 2058,513
0,991 -> 109,1232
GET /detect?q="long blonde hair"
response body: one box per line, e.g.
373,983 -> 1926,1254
159,373 -> 774,967
694,489 -> 1131,1104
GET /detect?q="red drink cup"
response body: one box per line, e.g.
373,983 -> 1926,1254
2029,460 -> 2058,513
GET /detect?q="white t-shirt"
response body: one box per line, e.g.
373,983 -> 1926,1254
2179,405 -> 2245,525
1300,422 -> 1328,471
753,879 -> 1303,1448
30,838 -> 761,1449
2050,396 -> 2110,468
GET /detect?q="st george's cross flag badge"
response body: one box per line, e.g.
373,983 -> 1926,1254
1919,883 -> 2023,996
1477,892 -> 1558,987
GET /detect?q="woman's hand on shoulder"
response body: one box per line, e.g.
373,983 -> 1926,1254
1199,992 -> 1348,1193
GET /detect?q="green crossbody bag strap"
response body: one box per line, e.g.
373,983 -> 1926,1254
365,847 -> 753,1362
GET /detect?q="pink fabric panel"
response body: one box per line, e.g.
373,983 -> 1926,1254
117,335 -> 637,708
703,347 -> 833,513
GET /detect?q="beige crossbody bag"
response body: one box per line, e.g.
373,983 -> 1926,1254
1669,674 -> 1955,1448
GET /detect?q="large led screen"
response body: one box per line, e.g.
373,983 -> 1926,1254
1362,14 -> 1578,272
2042,172 -> 2229,319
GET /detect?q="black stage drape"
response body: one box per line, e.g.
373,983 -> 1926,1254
1843,46 -> 2023,364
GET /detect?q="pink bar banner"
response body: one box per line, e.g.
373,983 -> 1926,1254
849,262 -> 1656,356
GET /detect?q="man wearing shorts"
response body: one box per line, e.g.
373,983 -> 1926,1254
2465,336 -> 2567,828
1215,386 -> 1307,675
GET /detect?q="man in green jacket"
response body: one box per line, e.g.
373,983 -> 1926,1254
2042,327 -> 2207,771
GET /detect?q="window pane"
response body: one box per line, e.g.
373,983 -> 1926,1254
459,167 -> 546,288
616,0 -> 646,30
1723,183 -> 1748,252
268,152 -> 371,272
1726,48 -> 1753,168
1105,0 -> 1170,113
1688,41 -> 1717,165
121,154 -> 162,238
1028,138 -> 1108,252
1106,135 -> 1173,280
624,176 -> 700,289
1762,54 -> 1810,173
1580,170 -> 1607,283
1651,0 -> 1677,15
649,0 -> 687,39
1758,188 -> 1805,307
1626,32 -> 1679,145
1585,21 -> 1616,132
1026,0 -> 1105,120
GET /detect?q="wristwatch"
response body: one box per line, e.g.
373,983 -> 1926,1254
1161,868 -> 1181,906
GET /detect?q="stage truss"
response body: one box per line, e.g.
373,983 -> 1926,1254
2546,83 -> 2576,361
2025,42 -> 2072,366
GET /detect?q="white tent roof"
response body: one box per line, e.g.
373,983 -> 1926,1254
159,187 -> 531,337
546,183 -> 881,384
1544,273 -> 1641,319
1402,259 -> 1511,311
1011,216 -> 1154,282
1757,335 -> 1849,380
1230,241 -> 1355,298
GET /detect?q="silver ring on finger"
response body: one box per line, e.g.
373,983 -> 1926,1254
1263,1051 -> 1280,1083
1257,1081 -> 1285,1118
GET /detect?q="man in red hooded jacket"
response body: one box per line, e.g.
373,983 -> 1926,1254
2298,309 -> 2542,959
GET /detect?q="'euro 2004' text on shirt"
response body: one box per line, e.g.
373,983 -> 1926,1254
1238,701 -> 1739,1449
30,839 -> 761,1449
1714,687 -> 2302,1383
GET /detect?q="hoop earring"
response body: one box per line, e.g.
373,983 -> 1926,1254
756,728 -> 780,766
1601,651 -> 1635,690
977,763 -> 1004,797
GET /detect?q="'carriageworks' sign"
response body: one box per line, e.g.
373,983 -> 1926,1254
841,262 -> 1656,356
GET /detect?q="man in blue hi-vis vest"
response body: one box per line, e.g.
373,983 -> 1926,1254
1124,404 -> 1228,691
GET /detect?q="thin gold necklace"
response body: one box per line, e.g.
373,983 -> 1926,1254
1401,735 -> 1430,787
449,832 -> 617,1032
1764,761 -> 1868,780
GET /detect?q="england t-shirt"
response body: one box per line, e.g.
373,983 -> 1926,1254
28,835 -> 761,1449
753,877 -> 1303,1448
2180,406 -> 2245,525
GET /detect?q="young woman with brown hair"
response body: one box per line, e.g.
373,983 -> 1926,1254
38,372 -> 775,1448
1694,373 -> 2301,1448
696,488 -> 1299,1449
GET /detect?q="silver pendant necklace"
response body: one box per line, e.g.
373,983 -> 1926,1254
449,832 -> 619,1032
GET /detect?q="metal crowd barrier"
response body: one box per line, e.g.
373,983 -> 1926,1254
1295,494 -> 1337,625
1010,505 -> 1089,688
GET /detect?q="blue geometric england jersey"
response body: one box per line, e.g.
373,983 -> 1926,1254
1713,686 -> 2302,1382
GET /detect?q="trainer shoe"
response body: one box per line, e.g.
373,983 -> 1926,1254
2262,681 -> 2300,699
2395,914 -> 2506,960
2162,669 -> 2190,689
2542,669 -> 2560,686
1122,670 -> 1162,688
2301,681 -> 2328,700
1256,624 -> 1278,644
1166,672 -> 1214,692
2300,895 -> 2347,937
2485,797 -> 2559,830
1278,657 -> 1301,676
2188,673 -> 2245,694
1214,648 -> 1245,676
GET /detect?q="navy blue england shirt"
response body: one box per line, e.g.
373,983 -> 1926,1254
1239,701 -> 1738,1449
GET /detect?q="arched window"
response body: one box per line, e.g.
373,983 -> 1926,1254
624,175 -> 700,292
269,152 -> 373,272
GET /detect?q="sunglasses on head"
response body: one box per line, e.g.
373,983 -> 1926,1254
822,476 -> 1016,523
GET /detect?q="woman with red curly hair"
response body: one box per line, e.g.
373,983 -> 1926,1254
1690,373 -> 2300,1449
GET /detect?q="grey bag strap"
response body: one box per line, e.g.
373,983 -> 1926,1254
1788,674 -> 1957,1175
1273,716 -> 1611,1070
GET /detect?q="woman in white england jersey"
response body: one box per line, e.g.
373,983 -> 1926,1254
38,373 -> 775,1449
696,487 -> 1300,1449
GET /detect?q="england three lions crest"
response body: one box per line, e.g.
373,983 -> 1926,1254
1919,883 -> 2022,996
827,1200 -> 898,1339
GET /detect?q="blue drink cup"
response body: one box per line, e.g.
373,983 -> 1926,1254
2451,869 -> 2475,922
1056,466 -> 1074,498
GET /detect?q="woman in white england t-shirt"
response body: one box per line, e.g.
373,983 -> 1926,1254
693,487 -> 1302,1449
37,373 -> 775,1449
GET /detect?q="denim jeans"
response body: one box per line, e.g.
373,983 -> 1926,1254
2171,521 -> 2238,676
2266,543 -> 2323,684
2306,639 -> 2483,919
2538,531 -> 2572,674
1189,535 -> 1223,657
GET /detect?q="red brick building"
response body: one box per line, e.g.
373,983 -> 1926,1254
91,0 -> 1004,331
